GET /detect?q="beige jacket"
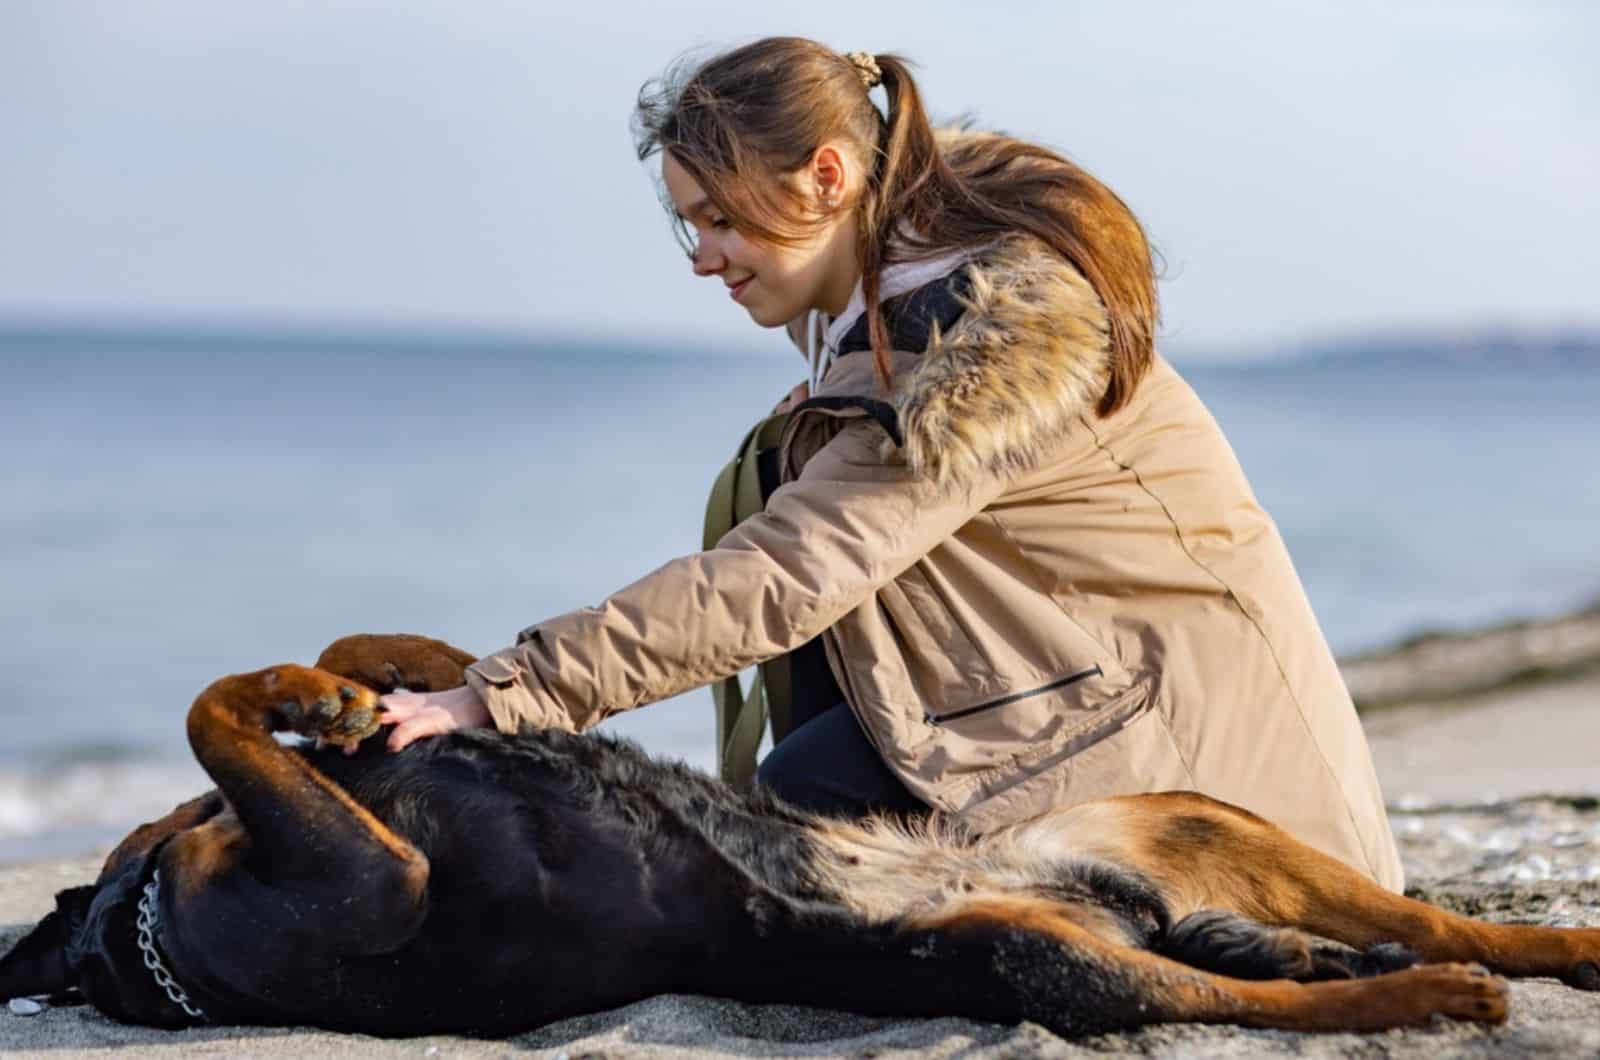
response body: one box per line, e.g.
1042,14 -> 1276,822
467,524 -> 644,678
465,231 -> 1405,891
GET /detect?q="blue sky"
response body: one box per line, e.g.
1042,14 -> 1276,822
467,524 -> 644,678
2,2 -> 1595,356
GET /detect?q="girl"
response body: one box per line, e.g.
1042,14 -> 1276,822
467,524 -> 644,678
378,37 -> 1404,890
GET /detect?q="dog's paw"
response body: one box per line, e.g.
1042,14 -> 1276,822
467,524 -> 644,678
261,664 -> 382,744
314,634 -> 476,694
1384,963 -> 1509,1027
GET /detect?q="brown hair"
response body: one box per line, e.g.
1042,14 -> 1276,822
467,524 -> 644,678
633,37 -> 1158,416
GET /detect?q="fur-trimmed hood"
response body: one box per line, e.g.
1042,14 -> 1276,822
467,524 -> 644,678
894,233 -> 1112,487
800,232 -> 1113,489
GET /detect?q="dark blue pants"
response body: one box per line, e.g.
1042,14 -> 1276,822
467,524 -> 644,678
755,702 -> 927,819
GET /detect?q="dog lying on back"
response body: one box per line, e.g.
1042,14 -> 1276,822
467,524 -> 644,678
2,633 -> 1597,1036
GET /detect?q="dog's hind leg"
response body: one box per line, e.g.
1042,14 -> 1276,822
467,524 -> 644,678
163,664 -> 429,957
1249,834 -> 1600,990
1035,792 -> 1600,990
314,633 -> 477,693
899,895 -> 1505,1034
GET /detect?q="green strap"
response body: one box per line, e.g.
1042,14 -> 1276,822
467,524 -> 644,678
703,410 -> 791,790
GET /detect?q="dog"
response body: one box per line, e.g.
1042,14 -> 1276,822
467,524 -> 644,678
3,633 -> 1597,1037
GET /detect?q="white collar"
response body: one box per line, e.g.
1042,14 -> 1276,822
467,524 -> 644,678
804,243 -> 976,391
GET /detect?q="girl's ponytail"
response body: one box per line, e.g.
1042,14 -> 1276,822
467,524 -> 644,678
858,53 -> 946,390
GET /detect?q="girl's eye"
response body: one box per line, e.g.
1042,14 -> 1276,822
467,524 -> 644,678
710,217 -> 730,229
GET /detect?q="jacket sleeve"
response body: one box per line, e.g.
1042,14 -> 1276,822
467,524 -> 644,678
462,416 -> 1011,734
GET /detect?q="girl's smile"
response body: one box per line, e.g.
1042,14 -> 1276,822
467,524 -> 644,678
660,148 -> 862,328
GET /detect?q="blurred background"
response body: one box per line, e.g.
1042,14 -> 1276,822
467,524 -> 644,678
2,2 -> 1596,862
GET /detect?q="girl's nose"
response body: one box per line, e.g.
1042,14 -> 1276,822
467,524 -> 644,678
691,241 -> 725,277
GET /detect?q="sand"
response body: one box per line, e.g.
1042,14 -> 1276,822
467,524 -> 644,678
3,668 -> 1599,1057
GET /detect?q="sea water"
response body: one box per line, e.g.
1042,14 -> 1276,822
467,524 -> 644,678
2,341 -> 1597,861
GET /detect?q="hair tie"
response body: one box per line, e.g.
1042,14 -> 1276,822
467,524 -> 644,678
844,51 -> 882,90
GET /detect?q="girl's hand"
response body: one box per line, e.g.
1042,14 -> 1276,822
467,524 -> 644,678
377,684 -> 492,752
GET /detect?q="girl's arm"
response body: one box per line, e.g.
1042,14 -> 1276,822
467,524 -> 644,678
461,416 -> 1010,736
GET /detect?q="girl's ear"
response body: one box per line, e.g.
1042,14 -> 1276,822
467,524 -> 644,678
810,143 -> 850,207
0,886 -> 95,1001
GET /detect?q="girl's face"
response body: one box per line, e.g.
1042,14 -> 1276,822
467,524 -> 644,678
662,149 -> 860,329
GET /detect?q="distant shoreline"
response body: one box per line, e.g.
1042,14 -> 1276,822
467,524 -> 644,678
1339,600 -> 1600,711
3,316 -> 1598,367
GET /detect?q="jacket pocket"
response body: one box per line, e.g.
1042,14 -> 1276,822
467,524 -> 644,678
917,666 -> 1151,771
833,556 -> 1138,779
908,676 -> 1161,820
922,665 -> 1105,727
996,677 -> 1153,770
879,563 -> 1132,729
948,680 -> 1185,830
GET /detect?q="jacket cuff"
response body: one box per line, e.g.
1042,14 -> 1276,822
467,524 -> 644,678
463,647 -> 573,734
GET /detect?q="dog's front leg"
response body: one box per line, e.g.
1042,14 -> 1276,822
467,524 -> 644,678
314,633 -> 478,693
166,665 -> 429,956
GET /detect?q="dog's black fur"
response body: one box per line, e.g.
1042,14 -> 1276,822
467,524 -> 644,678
5,727 -> 1187,1036
6,645 -> 1589,1037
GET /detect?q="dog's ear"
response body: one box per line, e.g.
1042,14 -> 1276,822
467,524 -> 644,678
0,886 -> 95,1000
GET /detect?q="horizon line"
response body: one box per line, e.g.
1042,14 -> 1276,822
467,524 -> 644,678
1,311 -> 1597,363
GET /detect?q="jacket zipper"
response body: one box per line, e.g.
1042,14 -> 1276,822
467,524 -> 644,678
923,665 -> 1104,726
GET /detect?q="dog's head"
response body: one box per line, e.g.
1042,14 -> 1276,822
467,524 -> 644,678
0,884 -> 94,1005
1,848 -> 207,1028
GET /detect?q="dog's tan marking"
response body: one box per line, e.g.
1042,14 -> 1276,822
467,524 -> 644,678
98,791 -> 226,883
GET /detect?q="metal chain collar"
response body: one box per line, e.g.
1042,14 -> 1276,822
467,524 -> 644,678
135,870 -> 208,1022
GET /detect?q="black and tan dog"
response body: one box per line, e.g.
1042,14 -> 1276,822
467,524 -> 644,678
3,633 -> 1597,1037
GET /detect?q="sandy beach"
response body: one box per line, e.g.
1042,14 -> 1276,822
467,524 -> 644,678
4,642 -> 1599,1057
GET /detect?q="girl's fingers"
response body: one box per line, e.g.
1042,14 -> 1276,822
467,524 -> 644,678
386,717 -> 415,752
376,690 -> 482,751
377,691 -> 425,725
378,690 -> 421,711
386,707 -> 454,752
